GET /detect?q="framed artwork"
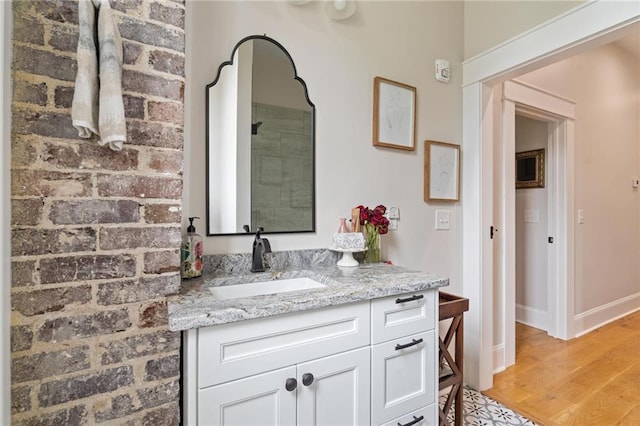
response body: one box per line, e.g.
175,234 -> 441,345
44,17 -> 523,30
515,149 -> 545,189
372,76 -> 416,151
424,140 -> 460,202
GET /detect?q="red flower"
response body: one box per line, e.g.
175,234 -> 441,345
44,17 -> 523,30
354,204 -> 389,233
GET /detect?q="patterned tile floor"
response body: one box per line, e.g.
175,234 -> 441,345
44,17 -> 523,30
440,387 -> 537,426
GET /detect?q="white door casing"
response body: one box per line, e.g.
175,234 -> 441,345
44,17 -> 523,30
462,0 -> 640,390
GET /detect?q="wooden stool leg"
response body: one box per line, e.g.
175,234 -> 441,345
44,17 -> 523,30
454,316 -> 464,426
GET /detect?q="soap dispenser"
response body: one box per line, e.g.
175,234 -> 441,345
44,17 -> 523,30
181,217 -> 203,279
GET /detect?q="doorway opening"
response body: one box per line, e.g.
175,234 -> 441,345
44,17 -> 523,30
515,114 -> 550,334
496,79 -> 576,371
462,7 -> 639,390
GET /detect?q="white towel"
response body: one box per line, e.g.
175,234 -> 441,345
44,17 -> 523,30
72,0 -> 126,151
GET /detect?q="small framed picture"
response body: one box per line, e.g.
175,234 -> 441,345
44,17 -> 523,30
515,149 -> 545,189
372,76 -> 416,151
424,140 -> 460,202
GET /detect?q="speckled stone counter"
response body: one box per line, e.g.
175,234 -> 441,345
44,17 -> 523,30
168,249 -> 448,331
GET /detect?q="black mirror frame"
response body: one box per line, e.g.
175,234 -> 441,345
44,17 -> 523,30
205,35 -> 316,236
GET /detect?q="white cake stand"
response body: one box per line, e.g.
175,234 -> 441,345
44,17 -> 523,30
329,247 -> 367,267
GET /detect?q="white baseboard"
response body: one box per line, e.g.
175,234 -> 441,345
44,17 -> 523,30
574,292 -> 640,337
515,304 -> 548,331
493,343 -> 505,374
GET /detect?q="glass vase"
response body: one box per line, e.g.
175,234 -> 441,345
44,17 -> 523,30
363,225 -> 381,263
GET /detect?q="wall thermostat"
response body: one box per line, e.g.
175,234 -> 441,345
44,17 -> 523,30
435,59 -> 450,83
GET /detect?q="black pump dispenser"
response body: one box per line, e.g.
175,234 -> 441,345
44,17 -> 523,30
181,217 -> 203,279
187,216 -> 199,233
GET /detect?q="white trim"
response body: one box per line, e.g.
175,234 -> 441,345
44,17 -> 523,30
461,0 -> 639,391
515,304 -> 548,331
499,94 -> 516,369
574,294 -> 640,338
548,119 -> 575,340
462,82 -> 495,391
505,80 -> 576,119
492,344 -> 505,374
462,2 -> 640,87
1,1 -> 11,424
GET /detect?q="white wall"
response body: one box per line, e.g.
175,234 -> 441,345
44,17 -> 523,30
463,0 -> 584,59
518,41 -> 640,317
515,115 -> 549,328
1,0 -> 11,421
185,1 -> 464,285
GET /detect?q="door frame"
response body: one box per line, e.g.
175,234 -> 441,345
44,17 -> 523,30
500,80 -> 576,370
461,1 -> 640,390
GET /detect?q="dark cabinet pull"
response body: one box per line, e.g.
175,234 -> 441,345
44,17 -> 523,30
395,294 -> 424,304
395,338 -> 423,351
285,378 -> 297,391
302,373 -> 314,386
397,415 -> 424,426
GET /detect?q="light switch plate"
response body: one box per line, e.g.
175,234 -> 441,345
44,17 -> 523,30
524,209 -> 539,223
435,209 -> 450,230
388,206 -> 399,219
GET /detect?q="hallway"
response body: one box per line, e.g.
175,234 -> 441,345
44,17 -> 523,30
484,311 -> 640,425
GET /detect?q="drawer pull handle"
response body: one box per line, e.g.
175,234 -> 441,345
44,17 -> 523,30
302,373 -> 314,386
397,415 -> 424,426
285,378 -> 297,391
395,338 -> 423,351
395,294 -> 424,304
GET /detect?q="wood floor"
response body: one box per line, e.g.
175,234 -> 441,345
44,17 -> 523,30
484,311 -> 640,426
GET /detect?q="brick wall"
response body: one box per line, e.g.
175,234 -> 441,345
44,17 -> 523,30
10,1 -> 185,424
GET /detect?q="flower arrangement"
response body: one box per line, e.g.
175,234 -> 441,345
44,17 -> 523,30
355,204 -> 390,263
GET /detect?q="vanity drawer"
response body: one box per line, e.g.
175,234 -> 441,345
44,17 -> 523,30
379,404 -> 436,426
371,330 -> 436,424
197,301 -> 370,388
371,290 -> 435,344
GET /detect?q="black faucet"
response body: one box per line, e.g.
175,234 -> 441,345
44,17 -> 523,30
251,228 -> 271,272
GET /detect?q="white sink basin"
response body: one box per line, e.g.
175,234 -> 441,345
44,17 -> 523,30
209,277 -> 326,300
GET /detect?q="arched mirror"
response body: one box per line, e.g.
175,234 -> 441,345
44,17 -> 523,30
206,35 -> 316,236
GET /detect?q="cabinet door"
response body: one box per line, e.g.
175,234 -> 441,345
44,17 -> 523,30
198,366 -> 297,426
297,347 -> 370,426
371,331 -> 436,425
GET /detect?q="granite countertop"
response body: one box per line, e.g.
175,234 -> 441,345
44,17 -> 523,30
168,252 -> 448,331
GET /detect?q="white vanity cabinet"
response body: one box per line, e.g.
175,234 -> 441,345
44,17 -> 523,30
183,290 -> 437,426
